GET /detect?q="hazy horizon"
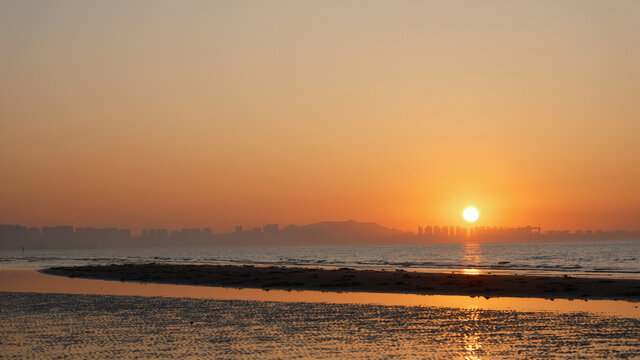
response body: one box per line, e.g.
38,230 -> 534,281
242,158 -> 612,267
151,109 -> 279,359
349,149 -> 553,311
2,1 -> 639,233
3,218 -> 640,237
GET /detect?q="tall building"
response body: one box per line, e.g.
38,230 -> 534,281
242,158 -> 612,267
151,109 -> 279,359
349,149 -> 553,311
235,225 -> 243,233
43,226 -> 74,241
263,224 -> 279,233
425,226 -> 433,237
156,229 -> 169,241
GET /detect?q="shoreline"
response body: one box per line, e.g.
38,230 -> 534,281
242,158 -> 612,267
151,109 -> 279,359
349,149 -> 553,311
42,263 -> 640,301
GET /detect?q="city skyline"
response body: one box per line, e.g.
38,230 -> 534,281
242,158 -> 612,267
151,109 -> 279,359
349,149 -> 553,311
5,220 -> 640,237
2,220 -> 639,251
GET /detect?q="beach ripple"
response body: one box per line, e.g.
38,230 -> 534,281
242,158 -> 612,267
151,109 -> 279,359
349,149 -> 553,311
0,292 -> 638,359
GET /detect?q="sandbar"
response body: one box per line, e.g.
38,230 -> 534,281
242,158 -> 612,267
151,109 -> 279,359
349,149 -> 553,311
43,263 -> 640,301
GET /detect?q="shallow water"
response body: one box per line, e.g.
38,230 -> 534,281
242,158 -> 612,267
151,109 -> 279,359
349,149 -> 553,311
2,241 -> 640,278
1,291 -> 639,359
3,269 -> 639,318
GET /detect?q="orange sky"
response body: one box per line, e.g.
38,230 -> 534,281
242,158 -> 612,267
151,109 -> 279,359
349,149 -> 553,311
1,1 -> 639,233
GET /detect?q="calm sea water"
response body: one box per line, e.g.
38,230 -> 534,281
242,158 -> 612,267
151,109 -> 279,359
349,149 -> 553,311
1,241 -> 639,279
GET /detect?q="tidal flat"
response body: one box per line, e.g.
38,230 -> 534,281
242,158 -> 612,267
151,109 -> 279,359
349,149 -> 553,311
1,291 -> 639,359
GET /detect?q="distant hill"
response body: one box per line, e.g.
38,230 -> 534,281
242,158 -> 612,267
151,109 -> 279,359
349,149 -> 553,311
277,220 -> 412,245
300,220 -> 406,237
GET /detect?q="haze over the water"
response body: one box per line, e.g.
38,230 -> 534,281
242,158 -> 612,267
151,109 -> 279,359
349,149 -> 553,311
1,1 -> 639,233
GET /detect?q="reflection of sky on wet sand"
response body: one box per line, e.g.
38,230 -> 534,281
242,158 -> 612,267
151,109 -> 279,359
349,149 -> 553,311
2,291 -> 639,359
1,269 -> 639,319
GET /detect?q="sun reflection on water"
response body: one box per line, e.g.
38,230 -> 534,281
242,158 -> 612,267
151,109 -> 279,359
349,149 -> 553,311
462,242 -> 482,265
461,268 -> 480,275
463,334 -> 483,360
461,242 -> 482,277
461,309 -> 484,360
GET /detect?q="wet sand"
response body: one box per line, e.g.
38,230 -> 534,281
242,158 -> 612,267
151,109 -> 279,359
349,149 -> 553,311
43,263 -> 640,301
3,291 -> 639,359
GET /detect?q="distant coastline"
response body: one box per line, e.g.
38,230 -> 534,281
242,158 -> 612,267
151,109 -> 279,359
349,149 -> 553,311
2,220 -> 640,250
43,263 -> 640,302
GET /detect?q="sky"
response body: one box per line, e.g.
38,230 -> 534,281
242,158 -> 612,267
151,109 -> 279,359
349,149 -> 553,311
1,1 -> 639,233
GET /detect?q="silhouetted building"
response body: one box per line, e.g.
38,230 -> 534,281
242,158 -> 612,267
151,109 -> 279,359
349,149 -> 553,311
43,226 -> 74,242
263,224 -> 279,233
433,226 -> 441,237
424,226 -> 432,237
156,229 -> 169,241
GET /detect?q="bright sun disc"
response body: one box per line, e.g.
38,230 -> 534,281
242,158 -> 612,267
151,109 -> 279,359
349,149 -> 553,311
463,207 -> 479,222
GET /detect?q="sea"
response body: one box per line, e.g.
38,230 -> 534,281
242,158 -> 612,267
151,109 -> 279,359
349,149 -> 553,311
1,240 -> 639,279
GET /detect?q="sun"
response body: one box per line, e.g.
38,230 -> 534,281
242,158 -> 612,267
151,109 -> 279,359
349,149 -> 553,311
463,207 -> 479,223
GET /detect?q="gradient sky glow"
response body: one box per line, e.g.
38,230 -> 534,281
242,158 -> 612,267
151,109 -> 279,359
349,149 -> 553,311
1,1 -> 639,232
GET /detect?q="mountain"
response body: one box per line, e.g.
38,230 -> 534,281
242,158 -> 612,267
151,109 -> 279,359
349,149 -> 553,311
277,220 -> 412,245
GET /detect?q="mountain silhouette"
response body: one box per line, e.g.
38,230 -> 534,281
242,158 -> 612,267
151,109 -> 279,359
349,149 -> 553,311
276,220 -> 411,245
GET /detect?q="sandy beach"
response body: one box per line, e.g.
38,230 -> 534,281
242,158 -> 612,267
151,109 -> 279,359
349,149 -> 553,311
43,263 -> 640,301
